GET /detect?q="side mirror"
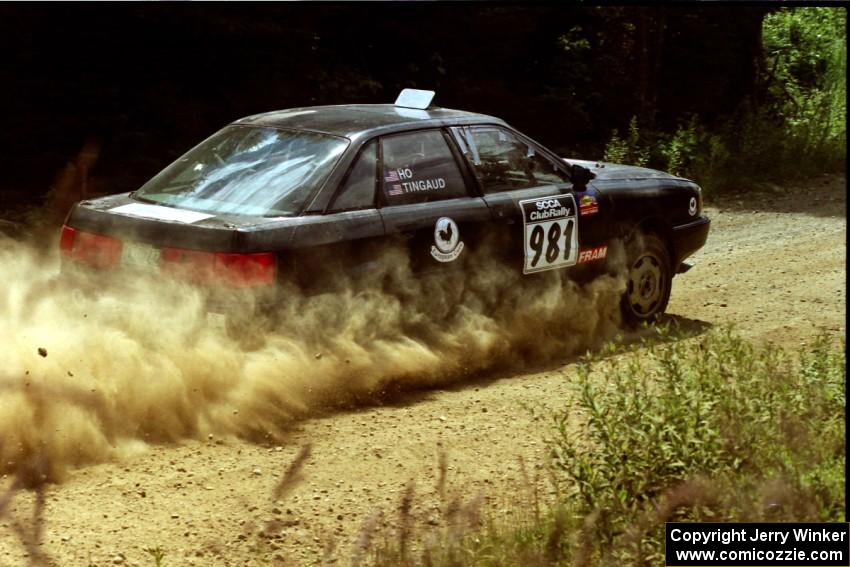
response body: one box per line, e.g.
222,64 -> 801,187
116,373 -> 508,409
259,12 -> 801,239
569,164 -> 596,190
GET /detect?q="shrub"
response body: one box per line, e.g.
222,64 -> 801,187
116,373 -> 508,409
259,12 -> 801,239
550,326 -> 845,563
600,8 -> 845,197
363,328 -> 844,566
763,7 -> 846,167
603,116 -> 650,168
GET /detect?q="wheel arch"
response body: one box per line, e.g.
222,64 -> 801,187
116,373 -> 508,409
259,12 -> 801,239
629,215 -> 674,263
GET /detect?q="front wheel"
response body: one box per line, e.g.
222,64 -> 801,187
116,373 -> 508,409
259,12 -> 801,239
621,233 -> 672,327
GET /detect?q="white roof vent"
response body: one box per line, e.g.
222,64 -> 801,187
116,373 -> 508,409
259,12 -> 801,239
394,88 -> 435,110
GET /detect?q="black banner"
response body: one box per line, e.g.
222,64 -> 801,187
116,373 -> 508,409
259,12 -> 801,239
666,523 -> 849,566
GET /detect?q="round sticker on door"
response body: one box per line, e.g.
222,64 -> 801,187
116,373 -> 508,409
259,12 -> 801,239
688,196 -> 698,216
430,217 -> 464,262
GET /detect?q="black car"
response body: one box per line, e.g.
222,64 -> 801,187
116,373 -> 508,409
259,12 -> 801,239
60,90 -> 710,327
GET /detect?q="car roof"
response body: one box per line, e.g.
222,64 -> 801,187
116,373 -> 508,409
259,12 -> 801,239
234,104 -> 505,139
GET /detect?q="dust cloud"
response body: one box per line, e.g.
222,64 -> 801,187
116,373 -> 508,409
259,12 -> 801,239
0,229 -> 626,479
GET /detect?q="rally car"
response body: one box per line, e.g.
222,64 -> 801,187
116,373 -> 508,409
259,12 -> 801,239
59,89 -> 710,327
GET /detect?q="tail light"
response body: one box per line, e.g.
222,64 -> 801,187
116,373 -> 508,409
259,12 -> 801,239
160,248 -> 215,282
161,247 -> 276,288
213,252 -> 277,287
59,225 -> 76,255
59,225 -> 275,287
59,225 -> 122,268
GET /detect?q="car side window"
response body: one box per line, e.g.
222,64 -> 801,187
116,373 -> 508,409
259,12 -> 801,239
329,140 -> 377,211
381,130 -> 468,206
456,126 -> 569,193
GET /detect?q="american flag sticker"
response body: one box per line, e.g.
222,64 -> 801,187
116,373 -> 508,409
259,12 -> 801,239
385,170 -> 400,182
387,184 -> 404,196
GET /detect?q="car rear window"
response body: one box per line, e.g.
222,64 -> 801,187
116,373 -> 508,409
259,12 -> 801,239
381,130 -> 468,205
134,126 -> 348,216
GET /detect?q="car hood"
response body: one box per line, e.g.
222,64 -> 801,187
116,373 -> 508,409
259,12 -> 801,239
565,159 -> 687,182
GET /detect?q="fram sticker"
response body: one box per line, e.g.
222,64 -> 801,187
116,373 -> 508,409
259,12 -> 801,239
577,245 -> 608,264
579,194 -> 599,216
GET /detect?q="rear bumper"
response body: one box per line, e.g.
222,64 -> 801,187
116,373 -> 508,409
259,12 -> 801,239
58,258 -> 274,317
672,216 -> 710,267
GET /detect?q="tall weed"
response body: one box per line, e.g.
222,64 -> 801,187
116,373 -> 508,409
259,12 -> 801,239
364,328 -> 844,566
550,326 -> 845,563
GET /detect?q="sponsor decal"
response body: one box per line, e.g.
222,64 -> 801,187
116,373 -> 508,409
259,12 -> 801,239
519,195 -> 579,274
385,167 -> 447,197
579,194 -> 599,216
430,217 -> 464,263
109,203 -> 213,224
688,196 -> 697,216
577,245 -> 608,264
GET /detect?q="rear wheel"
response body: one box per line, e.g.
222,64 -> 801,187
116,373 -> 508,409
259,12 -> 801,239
621,233 -> 672,327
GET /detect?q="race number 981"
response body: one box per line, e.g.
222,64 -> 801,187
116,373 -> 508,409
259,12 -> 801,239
519,195 -> 579,274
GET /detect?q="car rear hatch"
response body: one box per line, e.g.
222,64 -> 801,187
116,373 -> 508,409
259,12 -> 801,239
61,193 -> 293,288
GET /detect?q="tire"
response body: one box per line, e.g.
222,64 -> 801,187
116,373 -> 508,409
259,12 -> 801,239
621,232 -> 672,327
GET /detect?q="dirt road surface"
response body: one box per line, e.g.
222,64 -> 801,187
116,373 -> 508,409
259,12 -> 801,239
0,174 -> 845,566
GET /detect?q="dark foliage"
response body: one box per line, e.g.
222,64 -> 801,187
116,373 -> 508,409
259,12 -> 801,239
0,5 -> 774,206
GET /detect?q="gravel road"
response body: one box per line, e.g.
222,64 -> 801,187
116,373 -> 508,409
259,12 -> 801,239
0,174 -> 844,567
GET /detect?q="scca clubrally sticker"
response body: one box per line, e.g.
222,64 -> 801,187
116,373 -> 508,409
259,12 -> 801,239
519,194 -> 579,274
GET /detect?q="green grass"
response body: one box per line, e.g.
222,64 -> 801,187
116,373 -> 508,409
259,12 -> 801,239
361,326 -> 844,566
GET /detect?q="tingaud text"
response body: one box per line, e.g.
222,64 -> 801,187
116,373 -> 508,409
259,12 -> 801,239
400,178 -> 446,193
670,527 -> 847,546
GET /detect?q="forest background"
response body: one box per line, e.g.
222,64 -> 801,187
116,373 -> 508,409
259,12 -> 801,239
0,5 -> 844,211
